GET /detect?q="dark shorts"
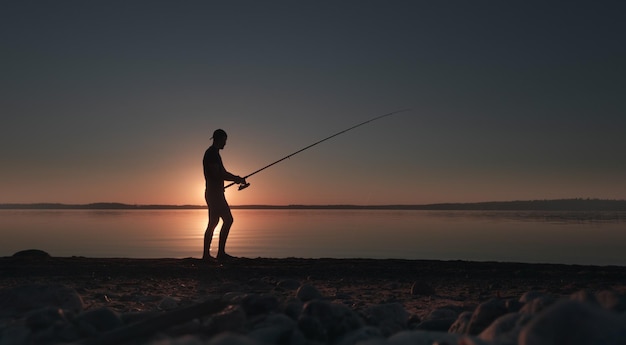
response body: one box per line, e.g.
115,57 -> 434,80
205,190 -> 231,217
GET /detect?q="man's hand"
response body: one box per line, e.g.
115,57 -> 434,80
235,176 -> 246,185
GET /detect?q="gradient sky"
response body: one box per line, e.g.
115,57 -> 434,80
1,1 -> 625,206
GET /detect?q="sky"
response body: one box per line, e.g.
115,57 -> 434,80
1,1 -> 625,206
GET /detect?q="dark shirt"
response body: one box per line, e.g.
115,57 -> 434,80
203,146 -> 224,193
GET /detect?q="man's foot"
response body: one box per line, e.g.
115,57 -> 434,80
202,255 -> 216,262
217,253 -> 237,262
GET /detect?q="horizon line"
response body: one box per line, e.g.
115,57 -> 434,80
1,198 -> 626,211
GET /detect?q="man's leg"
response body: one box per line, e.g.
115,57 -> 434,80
203,209 -> 220,260
217,208 -> 234,259
203,190 -> 220,260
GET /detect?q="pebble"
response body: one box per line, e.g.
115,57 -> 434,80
335,326 -> 384,345
519,299 -> 626,345
207,333 -> 260,345
1,322 -> 31,345
159,297 -> 181,311
466,298 -> 507,335
448,311 -> 473,334
595,289 -> 626,312
205,305 -> 247,335
410,281 -> 435,296
414,318 -> 456,332
296,284 -> 322,302
276,279 -> 301,290
299,299 -> 363,341
151,335 -> 205,345
240,293 -> 279,316
0,284 -> 84,318
247,313 -> 302,344
478,312 -> 530,344
519,295 -> 556,315
424,307 -> 459,321
383,330 -> 479,345
363,303 -> 409,336
73,307 -> 123,333
416,306 -> 459,331
282,298 -> 304,320
24,306 -> 68,330
2,283 -> 626,345
518,290 -> 545,304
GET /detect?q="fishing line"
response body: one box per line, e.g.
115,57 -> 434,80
225,108 -> 411,190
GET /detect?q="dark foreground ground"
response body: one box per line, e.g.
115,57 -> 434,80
2,256 -> 626,318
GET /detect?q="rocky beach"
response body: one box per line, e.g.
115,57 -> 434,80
2,252 -> 626,345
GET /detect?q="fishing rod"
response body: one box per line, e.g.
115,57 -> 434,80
225,108 -> 411,191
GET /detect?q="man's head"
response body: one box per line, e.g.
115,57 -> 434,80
211,129 -> 228,149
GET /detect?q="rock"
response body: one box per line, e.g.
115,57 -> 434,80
74,307 -> 123,333
324,301 -> 365,337
0,284 -> 84,318
277,279 -> 301,290
466,298 -> 507,335
363,303 -> 409,336
568,289 -> 626,313
12,249 -> 51,259
246,278 -> 272,290
282,298 -> 303,320
216,282 -> 245,294
205,306 -> 247,335
407,314 -> 421,326
248,313 -> 299,345
424,307 -> 459,321
0,323 -> 32,345
296,284 -> 322,302
416,303 -> 462,331
519,300 -> 626,345
519,290 -> 545,304
478,312 -> 531,344
414,318 -> 456,332
24,307 -> 68,331
335,326 -> 384,345
519,295 -> 557,315
410,281 -> 435,296
121,310 -> 160,324
159,297 -> 180,311
298,300 -> 363,342
595,290 -> 626,312
384,330 -> 481,345
222,291 -> 248,304
298,314 -> 327,342
165,319 -> 203,338
150,335 -> 205,345
241,293 -> 279,316
570,289 -> 597,304
458,337 -> 492,345
448,311 -> 472,334
504,298 -> 523,313
207,332 -> 260,345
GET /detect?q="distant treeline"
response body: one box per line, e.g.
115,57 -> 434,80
2,199 -> 626,211
0,203 -> 204,210
408,198 -> 626,211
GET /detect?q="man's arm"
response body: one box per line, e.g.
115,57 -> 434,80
208,163 -> 245,184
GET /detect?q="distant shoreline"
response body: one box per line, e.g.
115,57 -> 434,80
1,198 -> 626,211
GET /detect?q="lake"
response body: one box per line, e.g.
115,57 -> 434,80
1,209 -> 625,266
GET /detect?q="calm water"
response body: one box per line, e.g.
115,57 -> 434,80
1,209 -> 625,266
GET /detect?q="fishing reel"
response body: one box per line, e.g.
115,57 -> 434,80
238,182 -> 251,191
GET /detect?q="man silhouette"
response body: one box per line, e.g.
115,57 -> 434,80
203,129 -> 246,261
